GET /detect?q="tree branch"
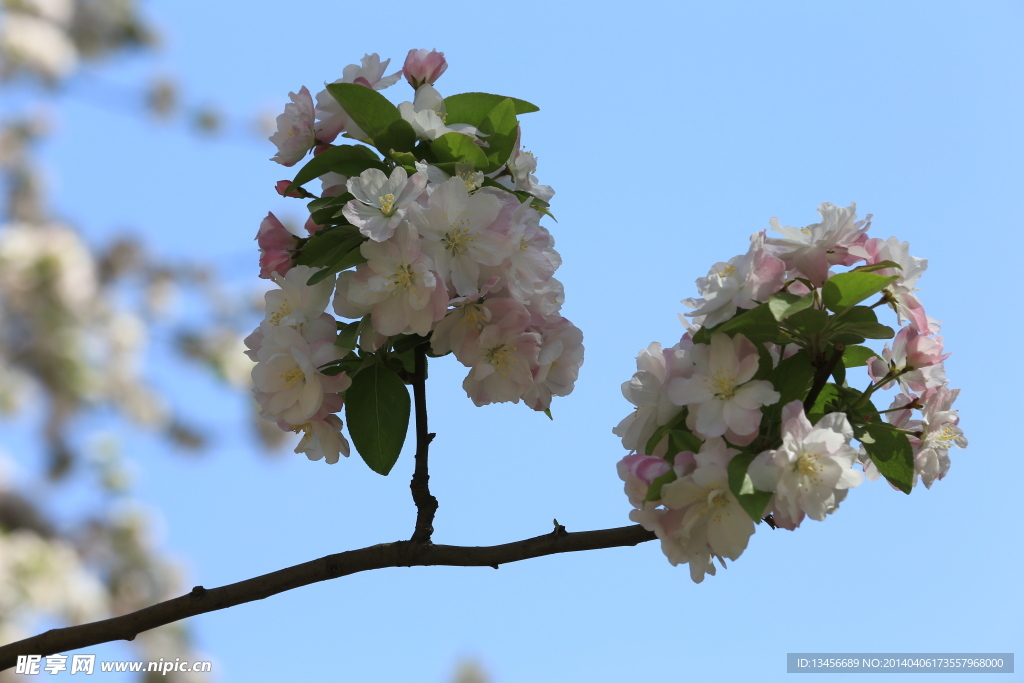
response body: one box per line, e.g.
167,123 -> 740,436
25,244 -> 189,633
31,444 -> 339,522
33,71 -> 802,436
0,525 -> 656,669
409,344 -> 438,544
803,342 -> 845,411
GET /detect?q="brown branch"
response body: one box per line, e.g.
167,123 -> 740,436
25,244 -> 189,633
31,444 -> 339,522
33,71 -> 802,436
409,344 -> 438,544
803,342 -> 845,411
0,525 -> 656,669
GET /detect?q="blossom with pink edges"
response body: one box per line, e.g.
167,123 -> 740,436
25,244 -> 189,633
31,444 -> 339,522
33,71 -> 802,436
269,86 -> 316,167
667,333 -> 779,439
346,223 -> 448,337
766,202 -> 871,285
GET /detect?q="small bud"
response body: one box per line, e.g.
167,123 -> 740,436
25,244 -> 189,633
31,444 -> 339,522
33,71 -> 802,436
403,49 -> 448,90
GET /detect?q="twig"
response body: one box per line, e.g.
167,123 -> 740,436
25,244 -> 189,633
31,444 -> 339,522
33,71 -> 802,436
0,525 -> 656,668
803,343 -> 845,411
409,344 -> 438,544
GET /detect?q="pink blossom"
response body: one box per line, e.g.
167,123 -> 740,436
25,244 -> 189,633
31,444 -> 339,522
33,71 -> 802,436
848,236 -> 930,332
294,414 -> 350,464
257,212 -> 297,251
459,304 -> 541,406
660,438 -> 756,566
275,180 -> 311,198
867,326 -> 948,393
522,318 -> 585,412
667,333 -> 780,438
252,325 -> 349,425
259,249 -> 292,279
683,231 -> 786,327
748,401 -> 861,522
765,202 -> 871,285
403,49 -> 448,89
346,224 -> 448,337
269,86 -> 316,167
617,453 -> 672,508
314,54 -> 402,143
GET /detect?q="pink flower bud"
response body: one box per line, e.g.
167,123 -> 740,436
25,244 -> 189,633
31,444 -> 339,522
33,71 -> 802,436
403,49 -> 448,89
257,212 -> 298,250
619,453 -> 671,485
275,180 -> 312,198
303,215 -> 320,235
259,249 -> 293,279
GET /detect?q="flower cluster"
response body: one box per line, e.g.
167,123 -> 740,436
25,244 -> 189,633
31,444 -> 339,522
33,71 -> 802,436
251,50 -> 583,470
615,202 -> 965,582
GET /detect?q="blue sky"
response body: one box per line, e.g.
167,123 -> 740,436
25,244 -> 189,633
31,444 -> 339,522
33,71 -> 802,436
5,0 -> 1023,680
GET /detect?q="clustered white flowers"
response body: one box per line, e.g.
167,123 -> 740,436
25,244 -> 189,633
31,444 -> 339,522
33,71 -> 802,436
251,50 -> 584,467
616,202 -> 965,582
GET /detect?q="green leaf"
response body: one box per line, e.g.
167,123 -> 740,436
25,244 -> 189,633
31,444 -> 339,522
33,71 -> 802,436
390,334 -> 429,354
842,321 -> 895,340
336,321 -> 360,351
832,306 -> 895,340
294,225 -> 362,268
308,193 -> 354,227
831,349 -> 847,386
373,117 -> 417,158
326,83 -> 400,140
709,303 -> 784,344
669,428 -> 703,454
443,92 -> 539,127
430,132 -> 489,170
822,272 -> 899,312
847,259 -> 903,274
767,291 -> 815,321
642,409 -> 689,455
286,145 -> 386,194
386,348 -> 417,376
318,357 -> 361,376
543,408 -> 553,420
298,234 -> 366,284
784,308 -> 830,336
727,452 -> 774,522
858,423 -> 915,494
806,383 -> 839,424
477,99 -> 519,172
769,350 -> 816,406
344,363 -> 410,476
644,469 -> 678,503
842,345 -> 880,368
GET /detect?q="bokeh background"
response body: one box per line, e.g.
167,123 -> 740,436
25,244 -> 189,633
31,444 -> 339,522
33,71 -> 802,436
1,1 -> 1021,681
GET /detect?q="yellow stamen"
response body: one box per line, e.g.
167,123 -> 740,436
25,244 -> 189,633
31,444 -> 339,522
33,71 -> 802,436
391,262 -> 415,291
705,369 -> 738,400
486,344 -> 518,377
796,451 -> 825,487
444,221 -> 477,255
378,193 -> 396,217
267,302 -> 293,327
281,367 -> 304,387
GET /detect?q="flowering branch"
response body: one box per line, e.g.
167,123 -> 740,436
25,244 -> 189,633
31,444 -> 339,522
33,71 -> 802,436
409,344 -> 438,544
0,525 -> 656,669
